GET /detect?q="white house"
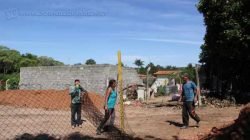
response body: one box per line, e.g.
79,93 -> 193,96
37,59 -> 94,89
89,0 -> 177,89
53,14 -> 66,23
151,70 -> 179,93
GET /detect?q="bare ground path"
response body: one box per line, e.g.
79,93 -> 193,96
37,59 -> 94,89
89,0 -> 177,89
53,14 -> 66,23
125,100 -> 242,140
0,90 -> 243,140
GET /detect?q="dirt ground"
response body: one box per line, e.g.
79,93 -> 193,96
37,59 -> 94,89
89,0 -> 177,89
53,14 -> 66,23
0,105 -> 98,139
0,90 -> 244,140
0,90 -> 110,139
0,90 -> 104,111
125,99 -> 242,140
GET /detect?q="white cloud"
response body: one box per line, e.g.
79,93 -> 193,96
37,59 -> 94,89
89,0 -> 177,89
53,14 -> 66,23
130,38 -> 203,45
163,0 -> 195,5
0,40 -> 56,45
160,12 -> 200,20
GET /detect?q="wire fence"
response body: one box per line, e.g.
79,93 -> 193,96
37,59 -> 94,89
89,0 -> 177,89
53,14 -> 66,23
0,88 -> 134,140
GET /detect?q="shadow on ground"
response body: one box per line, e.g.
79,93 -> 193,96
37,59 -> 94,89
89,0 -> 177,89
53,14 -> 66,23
15,132 -> 106,140
166,120 -> 183,127
15,132 -> 150,140
166,120 -> 199,128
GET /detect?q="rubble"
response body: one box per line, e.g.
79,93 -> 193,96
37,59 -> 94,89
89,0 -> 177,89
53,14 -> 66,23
124,100 -> 144,107
124,84 -> 144,100
202,97 -> 237,108
145,101 -> 182,110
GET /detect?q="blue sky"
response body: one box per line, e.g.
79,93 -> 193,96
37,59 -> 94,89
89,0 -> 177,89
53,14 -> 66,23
0,0 -> 205,67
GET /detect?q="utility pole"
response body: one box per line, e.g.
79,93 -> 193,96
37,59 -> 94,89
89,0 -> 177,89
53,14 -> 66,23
146,66 -> 151,102
195,64 -> 202,106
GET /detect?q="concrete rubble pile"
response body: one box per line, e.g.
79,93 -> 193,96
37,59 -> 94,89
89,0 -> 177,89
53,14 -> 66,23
202,96 -> 236,108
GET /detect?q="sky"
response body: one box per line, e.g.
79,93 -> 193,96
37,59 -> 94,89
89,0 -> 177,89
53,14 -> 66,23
0,0 -> 205,67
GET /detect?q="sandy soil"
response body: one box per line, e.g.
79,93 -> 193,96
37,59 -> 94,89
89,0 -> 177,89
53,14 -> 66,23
0,90 -> 106,139
125,97 -> 242,140
0,90 -> 243,140
0,105 -> 97,139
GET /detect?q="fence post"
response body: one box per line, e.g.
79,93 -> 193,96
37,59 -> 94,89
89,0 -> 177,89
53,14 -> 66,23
5,79 -> 10,90
117,51 -> 125,132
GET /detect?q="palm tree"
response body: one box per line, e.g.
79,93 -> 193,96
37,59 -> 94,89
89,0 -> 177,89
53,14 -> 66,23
134,59 -> 144,73
134,59 -> 144,68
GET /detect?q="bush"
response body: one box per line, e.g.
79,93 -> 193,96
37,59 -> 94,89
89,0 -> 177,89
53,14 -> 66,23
157,85 -> 166,96
0,73 -> 19,90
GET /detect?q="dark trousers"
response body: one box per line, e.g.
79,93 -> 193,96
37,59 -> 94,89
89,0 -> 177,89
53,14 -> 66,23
97,108 -> 115,131
71,103 -> 82,126
182,101 -> 200,126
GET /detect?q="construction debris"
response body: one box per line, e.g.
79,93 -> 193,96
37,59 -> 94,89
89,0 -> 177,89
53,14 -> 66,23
144,101 -> 182,110
203,97 -> 237,108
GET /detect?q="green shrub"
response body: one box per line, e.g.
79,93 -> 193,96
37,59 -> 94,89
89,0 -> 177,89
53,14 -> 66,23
157,85 -> 166,96
0,73 -> 19,90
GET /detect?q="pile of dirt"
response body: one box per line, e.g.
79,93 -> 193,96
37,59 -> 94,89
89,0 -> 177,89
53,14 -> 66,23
201,103 -> 250,140
0,90 -> 104,111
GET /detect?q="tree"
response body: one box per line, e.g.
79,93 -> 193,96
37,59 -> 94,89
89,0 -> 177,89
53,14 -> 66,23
116,62 -> 124,67
19,58 -> 37,67
0,47 -> 22,74
0,46 -> 64,89
85,59 -> 96,65
180,63 -> 196,82
197,0 -> 250,101
22,53 -> 38,60
145,62 -> 157,75
165,65 -> 177,70
134,59 -> 144,73
74,63 -> 82,66
156,65 -> 164,70
38,56 -> 64,66
134,59 -> 144,68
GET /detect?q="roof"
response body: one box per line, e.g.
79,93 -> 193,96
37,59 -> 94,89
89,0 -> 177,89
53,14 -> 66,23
153,70 -> 179,75
138,74 -> 146,77
138,74 -> 156,80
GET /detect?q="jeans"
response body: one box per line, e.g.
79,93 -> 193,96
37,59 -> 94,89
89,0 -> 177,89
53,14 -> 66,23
71,103 -> 82,126
182,101 -> 200,126
97,108 -> 115,131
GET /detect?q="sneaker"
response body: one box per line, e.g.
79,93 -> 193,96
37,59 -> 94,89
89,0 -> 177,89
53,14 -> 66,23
196,121 -> 200,127
180,125 -> 188,129
96,129 -> 101,135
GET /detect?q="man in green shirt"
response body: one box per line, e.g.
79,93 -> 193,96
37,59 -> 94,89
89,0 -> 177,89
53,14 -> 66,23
69,79 -> 88,129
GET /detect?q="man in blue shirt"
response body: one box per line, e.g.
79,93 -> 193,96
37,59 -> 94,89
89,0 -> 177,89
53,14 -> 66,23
69,79 -> 88,129
179,73 -> 200,129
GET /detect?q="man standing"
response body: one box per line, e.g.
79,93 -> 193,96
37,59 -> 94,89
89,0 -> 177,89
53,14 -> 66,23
179,73 -> 200,129
69,79 -> 88,129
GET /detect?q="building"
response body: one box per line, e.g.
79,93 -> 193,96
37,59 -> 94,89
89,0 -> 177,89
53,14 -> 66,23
151,70 -> 180,94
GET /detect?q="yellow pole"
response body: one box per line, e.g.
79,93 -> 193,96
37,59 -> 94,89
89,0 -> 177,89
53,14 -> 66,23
117,51 -> 125,131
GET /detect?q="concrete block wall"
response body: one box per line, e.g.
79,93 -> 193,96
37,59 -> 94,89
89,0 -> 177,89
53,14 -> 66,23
19,64 -> 143,94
